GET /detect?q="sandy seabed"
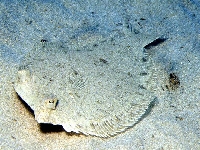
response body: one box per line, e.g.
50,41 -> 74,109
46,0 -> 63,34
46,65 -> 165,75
0,0 -> 200,149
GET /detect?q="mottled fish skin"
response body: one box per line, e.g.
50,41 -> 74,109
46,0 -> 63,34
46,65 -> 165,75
14,34 -> 160,137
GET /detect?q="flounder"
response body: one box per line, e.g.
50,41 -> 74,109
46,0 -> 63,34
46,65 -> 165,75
14,34 -> 157,137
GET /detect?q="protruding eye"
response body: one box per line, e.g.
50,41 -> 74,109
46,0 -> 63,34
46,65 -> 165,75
45,98 -> 58,110
49,100 -> 54,103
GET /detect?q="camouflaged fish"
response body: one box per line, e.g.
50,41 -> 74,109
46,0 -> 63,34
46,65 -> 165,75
14,34 -> 158,137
